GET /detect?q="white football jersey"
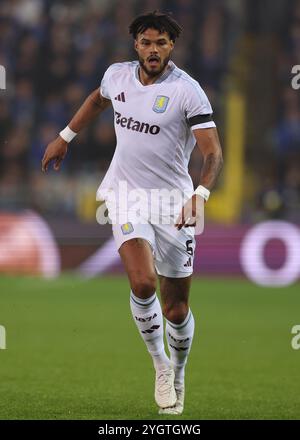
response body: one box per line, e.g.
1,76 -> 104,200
96,60 -> 216,216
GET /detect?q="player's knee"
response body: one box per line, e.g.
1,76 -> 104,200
131,274 -> 156,299
163,303 -> 189,324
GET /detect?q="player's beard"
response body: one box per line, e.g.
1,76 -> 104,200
138,54 -> 171,78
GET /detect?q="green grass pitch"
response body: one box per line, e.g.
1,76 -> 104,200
0,274 -> 299,420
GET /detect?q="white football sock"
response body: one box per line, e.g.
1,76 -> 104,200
130,290 -> 170,372
166,309 -> 195,386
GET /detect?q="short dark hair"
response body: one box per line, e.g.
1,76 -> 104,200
129,11 -> 182,42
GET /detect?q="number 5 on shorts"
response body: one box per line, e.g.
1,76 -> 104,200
186,239 -> 193,256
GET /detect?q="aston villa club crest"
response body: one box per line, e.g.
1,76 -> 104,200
153,95 -> 169,113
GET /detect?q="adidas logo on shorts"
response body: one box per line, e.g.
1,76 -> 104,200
184,257 -> 192,267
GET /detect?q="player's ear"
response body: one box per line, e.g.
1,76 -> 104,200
134,40 -> 138,52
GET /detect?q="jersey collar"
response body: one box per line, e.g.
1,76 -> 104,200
134,60 -> 175,86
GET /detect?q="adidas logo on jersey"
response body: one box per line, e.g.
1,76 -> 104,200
184,257 -> 192,267
115,111 -> 160,135
114,92 -> 126,102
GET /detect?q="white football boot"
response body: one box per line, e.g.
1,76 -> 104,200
155,367 -> 177,409
158,383 -> 185,415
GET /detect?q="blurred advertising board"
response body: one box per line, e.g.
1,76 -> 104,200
1,212 -> 299,287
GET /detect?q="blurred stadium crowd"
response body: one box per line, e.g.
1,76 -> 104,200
0,0 -> 299,223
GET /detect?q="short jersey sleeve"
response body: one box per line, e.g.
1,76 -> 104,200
182,79 -> 216,130
99,65 -> 115,100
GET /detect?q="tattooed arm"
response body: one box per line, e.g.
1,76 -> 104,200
193,127 -> 223,190
175,127 -> 223,230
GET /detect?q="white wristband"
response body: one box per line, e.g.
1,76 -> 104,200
193,185 -> 210,202
59,126 -> 77,143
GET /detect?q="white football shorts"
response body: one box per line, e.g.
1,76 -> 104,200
106,201 -> 196,278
